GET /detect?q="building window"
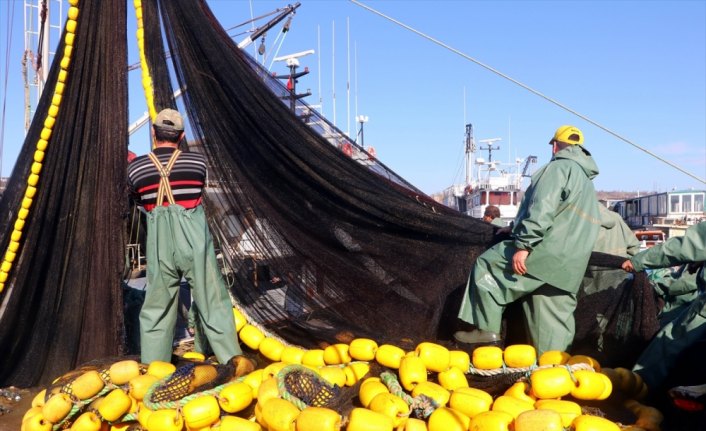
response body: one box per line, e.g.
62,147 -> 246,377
695,194 -> 704,213
683,195 -> 692,213
670,195 -> 680,213
658,195 -> 667,215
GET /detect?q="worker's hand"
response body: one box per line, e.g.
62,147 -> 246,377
512,249 -> 529,275
621,260 -> 635,272
496,226 -> 512,235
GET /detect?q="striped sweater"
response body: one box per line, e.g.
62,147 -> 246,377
127,147 -> 207,211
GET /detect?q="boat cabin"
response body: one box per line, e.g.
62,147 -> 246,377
633,229 -> 665,249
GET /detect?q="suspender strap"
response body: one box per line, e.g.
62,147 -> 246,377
147,150 -> 182,206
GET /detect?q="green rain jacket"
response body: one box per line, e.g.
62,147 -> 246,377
512,145 -> 601,292
631,222 -> 706,291
594,205 -> 641,257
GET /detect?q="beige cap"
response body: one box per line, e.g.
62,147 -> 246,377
154,108 -> 184,132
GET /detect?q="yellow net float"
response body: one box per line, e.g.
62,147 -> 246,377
368,392 -> 410,428
69,0 -> 79,6
572,414 -> 621,431
503,381 -> 536,405
66,19 -> 77,34
492,395 -> 534,420
216,415 -> 262,431
427,406 -> 469,431
437,365 -> 468,391
347,407 -> 394,431
68,6 -> 79,20
448,350 -> 470,372
37,139 -> 49,151
109,359 -> 141,385
97,388 -> 131,422
260,397 -> 301,431
239,324 -> 265,350
534,399 -> 581,428
8,241 -> 20,253
472,345 -> 504,370
182,395 -> 221,430
412,381 -> 450,407
468,410 -> 513,431
449,387 -> 493,418
70,370 -> 104,400
28,173 -> 40,187
23,412 -> 53,431
41,393 -> 73,424
399,417 -> 427,431
571,369 -> 608,400
359,378 -> 390,408
64,33 -> 75,47
136,404 -> 153,429
31,162 -> 42,175
262,361 -> 287,380
242,368 -> 264,397
503,344 -> 536,368
217,381 -> 253,413
4,251 -> 16,264
323,343 -> 352,365
344,362 -> 370,386
415,342 -> 449,373
259,337 -> 285,362
349,338 -> 378,361
128,373 -> 158,402
301,349 -> 325,368
146,360 -> 175,379
295,407 -> 341,431
514,409 -> 563,431
281,345 -> 305,364
375,344 -> 406,369
146,408 -> 183,431
529,366 -> 574,399
318,365 -> 346,387
399,355 -> 426,391
232,307 -> 247,332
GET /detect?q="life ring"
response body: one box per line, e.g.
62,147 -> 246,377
366,146 -> 377,159
342,142 -> 353,157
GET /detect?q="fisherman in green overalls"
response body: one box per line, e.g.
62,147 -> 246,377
455,125 -> 601,355
128,109 -> 253,374
622,222 -> 706,390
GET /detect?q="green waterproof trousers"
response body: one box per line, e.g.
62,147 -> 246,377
633,292 -> 706,390
140,205 -> 241,364
458,241 -> 577,355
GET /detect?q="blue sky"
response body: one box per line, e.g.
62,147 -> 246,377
2,0 -> 705,195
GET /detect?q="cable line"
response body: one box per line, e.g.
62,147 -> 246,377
349,0 -> 705,185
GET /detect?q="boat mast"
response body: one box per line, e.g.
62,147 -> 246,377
23,0 -> 63,134
464,123 -> 475,187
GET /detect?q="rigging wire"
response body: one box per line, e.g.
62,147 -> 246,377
349,0 -> 705,185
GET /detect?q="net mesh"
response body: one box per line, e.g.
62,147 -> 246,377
0,0 -> 660,388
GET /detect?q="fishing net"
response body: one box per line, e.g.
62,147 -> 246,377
0,0 -> 661,390
0,1 -> 127,387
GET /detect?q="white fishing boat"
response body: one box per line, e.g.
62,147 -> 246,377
438,124 -> 537,225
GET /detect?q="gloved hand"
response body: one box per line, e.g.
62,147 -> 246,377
232,355 -> 256,378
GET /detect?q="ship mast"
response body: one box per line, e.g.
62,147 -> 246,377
464,123 -> 475,187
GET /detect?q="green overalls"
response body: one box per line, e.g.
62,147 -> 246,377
139,150 -> 241,364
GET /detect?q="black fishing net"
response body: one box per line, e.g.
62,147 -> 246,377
0,1 -> 127,387
0,0 -> 661,390
154,0 -> 494,348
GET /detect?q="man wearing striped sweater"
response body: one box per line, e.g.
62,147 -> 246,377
128,109 -> 251,374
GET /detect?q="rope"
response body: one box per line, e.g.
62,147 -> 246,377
348,0 -> 706,185
467,361 -> 594,377
380,371 -> 436,419
142,368 -> 245,411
